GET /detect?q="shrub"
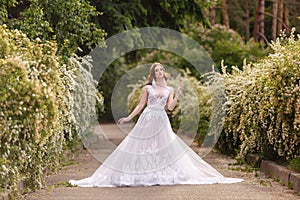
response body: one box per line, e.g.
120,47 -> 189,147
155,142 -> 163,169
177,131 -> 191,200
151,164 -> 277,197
289,157 -> 300,173
0,25 -> 104,195
186,23 -> 269,72
219,28 -> 300,160
0,25 -> 66,194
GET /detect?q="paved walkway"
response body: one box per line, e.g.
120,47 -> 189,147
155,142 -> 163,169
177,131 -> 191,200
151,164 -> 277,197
24,123 -> 299,200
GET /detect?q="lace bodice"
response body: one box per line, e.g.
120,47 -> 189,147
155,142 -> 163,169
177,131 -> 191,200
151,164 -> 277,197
146,85 -> 172,108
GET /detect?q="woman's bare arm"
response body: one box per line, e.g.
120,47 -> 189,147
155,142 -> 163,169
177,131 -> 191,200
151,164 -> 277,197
167,86 -> 183,111
118,86 -> 148,124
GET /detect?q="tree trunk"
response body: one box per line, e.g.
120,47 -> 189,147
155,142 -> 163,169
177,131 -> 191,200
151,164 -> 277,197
284,1 -> 289,32
245,0 -> 250,40
254,0 -> 265,42
272,0 -> 278,41
277,0 -> 284,34
260,0 -> 265,41
222,0 -> 229,28
209,6 -> 216,26
204,5 -> 216,26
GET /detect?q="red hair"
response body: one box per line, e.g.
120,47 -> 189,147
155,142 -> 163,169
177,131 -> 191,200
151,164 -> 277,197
146,62 -> 168,85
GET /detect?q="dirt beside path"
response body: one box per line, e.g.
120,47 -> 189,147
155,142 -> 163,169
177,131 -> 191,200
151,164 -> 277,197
24,123 -> 299,200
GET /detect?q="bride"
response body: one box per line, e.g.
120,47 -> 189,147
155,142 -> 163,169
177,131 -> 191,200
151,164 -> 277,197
69,62 -> 243,187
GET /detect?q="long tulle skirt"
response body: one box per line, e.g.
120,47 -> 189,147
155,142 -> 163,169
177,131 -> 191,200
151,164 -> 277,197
69,107 -> 243,187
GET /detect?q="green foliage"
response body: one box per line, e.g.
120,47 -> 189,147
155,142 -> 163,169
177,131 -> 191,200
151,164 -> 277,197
0,24 -> 67,193
186,23 -> 269,72
218,28 -> 300,160
288,181 -> 293,190
92,0 -> 211,36
0,0 -> 18,24
5,0 -> 106,58
95,22 -> 268,120
169,69 -> 212,144
98,59 -> 128,120
8,4 -> 53,42
0,25 -> 104,196
289,157 -> 300,173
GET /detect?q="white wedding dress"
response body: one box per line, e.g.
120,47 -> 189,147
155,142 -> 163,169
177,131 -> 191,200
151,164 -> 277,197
69,85 -> 243,187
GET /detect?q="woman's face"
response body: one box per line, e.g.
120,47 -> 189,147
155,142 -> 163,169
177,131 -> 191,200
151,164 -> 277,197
154,65 -> 164,79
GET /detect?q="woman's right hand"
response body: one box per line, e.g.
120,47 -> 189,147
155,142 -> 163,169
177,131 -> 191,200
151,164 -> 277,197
118,117 -> 130,124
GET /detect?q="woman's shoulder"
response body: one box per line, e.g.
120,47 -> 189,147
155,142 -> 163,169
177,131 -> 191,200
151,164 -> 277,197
143,84 -> 152,93
143,84 -> 173,92
166,85 -> 174,93
144,84 -> 151,90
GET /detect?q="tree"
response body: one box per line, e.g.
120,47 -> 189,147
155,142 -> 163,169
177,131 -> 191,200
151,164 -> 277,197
205,2 -> 216,26
245,0 -> 250,40
0,0 -> 18,24
272,0 -> 278,41
208,5 -> 216,25
277,0 -> 284,34
284,1 -> 289,31
89,0 -> 213,120
206,0 -> 300,43
90,0 -> 211,36
254,0 -> 265,42
222,0 -> 230,28
2,0 -> 106,58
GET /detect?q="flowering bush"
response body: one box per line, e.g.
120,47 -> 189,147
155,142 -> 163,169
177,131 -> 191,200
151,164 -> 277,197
220,29 -> 300,160
0,25 -> 104,195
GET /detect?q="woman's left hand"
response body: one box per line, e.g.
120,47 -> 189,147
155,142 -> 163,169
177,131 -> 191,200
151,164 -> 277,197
176,85 -> 184,98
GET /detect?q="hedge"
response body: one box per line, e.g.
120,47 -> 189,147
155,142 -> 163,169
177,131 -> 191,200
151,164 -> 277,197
218,28 -> 300,160
0,25 -> 104,196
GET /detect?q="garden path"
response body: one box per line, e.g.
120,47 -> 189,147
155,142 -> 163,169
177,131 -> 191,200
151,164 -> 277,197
24,123 -> 299,200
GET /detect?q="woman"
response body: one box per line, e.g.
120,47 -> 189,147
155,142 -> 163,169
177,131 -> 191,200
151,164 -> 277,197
69,62 -> 243,187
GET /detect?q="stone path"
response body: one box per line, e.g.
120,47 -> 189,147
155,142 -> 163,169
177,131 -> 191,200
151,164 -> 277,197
24,123 -> 299,200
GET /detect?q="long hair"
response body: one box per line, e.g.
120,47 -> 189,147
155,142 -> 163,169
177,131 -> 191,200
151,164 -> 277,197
146,62 -> 168,85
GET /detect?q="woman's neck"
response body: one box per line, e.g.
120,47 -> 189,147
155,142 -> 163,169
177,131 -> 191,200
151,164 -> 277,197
155,78 -> 164,85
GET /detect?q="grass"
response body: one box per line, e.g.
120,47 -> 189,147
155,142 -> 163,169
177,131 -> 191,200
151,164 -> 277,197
279,180 -> 285,186
62,160 -> 79,167
287,181 -> 293,190
228,163 -> 278,188
289,157 -> 300,173
259,180 -> 267,186
228,165 -> 258,173
53,181 -> 77,188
